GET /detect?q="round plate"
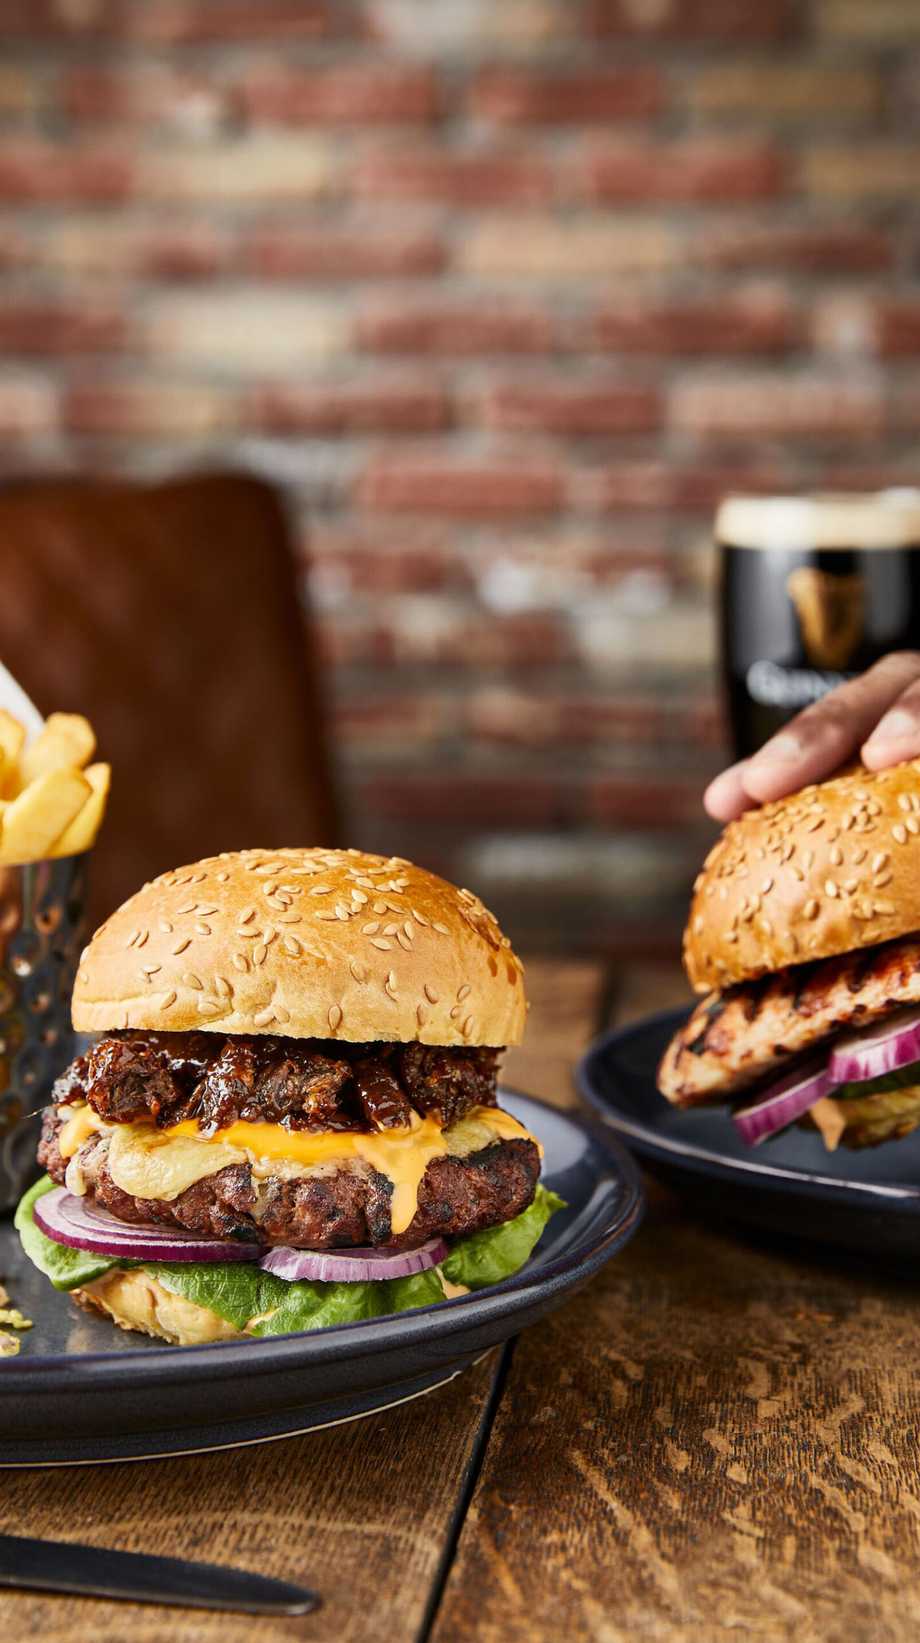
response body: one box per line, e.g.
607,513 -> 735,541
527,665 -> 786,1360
0,1090 -> 643,1467
578,1009 -> 920,1259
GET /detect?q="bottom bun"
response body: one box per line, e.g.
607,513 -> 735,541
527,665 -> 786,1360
75,1269 -> 242,1346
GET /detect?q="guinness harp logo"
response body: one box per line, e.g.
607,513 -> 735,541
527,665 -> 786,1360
786,567 -> 864,670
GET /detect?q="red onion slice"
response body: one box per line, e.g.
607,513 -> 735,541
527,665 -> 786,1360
732,1060 -> 832,1147
259,1239 -> 448,1284
34,1187 -> 263,1263
829,1008 -> 920,1087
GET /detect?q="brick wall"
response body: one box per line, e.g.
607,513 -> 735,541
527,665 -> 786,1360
3,0 -> 920,950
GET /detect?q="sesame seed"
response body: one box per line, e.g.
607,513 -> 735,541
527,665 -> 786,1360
424,984 -> 439,1003
908,817 -> 920,835
328,1004 -> 342,1032
254,1006 -> 275,1028
232,954 -> 249,973
412,908 -> 429,927
373,900 -> 388,915
308,886 -> 332,897
899,793 -> 912,812
433,922 -> 450,935
162,991 -> 177,1010
761,877 -> 773,894
416,1003 -> 428,1027
183,973 -> 204,989
252,944 -> 267,966
457,983 -> 471,1001
383,923 -> 399,936
804,900 -> 820,919
350,961 -> 368,983
871,852 -> 889,872
172,938 -> 191,955
893,824 -> 909,844
142,963 -> 161,976
386,969 -> 398,992
362,922 -> 380,936
370,938 -> 392,951
874,899 -> 896,915
829,847 -> 843,867
158,919 -> 173,934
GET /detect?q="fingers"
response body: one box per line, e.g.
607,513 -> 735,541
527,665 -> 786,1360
862,676 -> 920,768
703,760 -> 754,822
742,651 -> 920,804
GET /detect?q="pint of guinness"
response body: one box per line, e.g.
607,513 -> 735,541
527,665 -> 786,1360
718,491 -> 920,757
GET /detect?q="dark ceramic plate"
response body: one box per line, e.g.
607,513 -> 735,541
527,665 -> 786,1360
0,1090 -> 643,1467
578,1009 -> 920,1260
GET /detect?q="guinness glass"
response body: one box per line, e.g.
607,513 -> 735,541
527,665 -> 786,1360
718,491 -> 920,758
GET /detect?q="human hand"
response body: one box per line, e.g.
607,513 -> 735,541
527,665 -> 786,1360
704,651 -> 920,822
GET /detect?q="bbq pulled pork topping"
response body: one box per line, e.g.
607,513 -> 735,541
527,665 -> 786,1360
58,1032 -> 501,1135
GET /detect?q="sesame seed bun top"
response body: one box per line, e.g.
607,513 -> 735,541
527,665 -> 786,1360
72,847 -> 527,1047
683,759 -> 920,993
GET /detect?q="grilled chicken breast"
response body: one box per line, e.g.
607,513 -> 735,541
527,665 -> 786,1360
658,932 -> 920,1108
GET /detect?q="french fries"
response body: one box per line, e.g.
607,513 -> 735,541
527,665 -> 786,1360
0,708 -> 110,864
19,712 -> 96,787
50,762 -> 111,858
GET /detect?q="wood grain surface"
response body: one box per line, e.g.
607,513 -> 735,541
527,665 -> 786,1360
0,1350 -> 502,1643
434,962 -> 920,1643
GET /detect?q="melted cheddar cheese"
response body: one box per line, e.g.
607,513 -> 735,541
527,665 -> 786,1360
57,1103 -> 537,1235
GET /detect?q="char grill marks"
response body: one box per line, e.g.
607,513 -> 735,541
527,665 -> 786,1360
65,1031 -> 500,1134
658,931 -> 920,1108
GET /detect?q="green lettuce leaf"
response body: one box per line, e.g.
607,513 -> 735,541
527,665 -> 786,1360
836,1061 -> 920,1100
16,1175 -> 565,1335
15,1176 -> 123,1291
441,1184 -> 565,1291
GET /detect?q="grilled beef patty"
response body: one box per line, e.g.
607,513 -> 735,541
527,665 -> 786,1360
38,1106 -> 540,1250
56,1032 -> 500,1135
659,931 -> 920,1108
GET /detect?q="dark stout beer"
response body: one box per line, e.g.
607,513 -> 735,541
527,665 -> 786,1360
718,492 -> 920,757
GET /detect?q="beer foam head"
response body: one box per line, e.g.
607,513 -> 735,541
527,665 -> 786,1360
717,491 -> 920,552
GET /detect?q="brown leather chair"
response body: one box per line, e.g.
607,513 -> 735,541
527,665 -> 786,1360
0,471 -> 340,927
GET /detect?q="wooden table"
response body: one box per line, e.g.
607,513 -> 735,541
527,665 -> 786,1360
3,957 -> 919,1643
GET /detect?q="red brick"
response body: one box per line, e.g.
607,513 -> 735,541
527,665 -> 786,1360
0,142 -> 132,203
45,220 -> 223,279
480,378 -> 661,434
132,1 -> 335,43
63,382 -> 234,436
240,224 -> 444,279
875,301 -> 920,355
580,459 -> 787,513
466,690 -> 720,749
246,380 -> 450,434
803,145 -> 920,198
355,772 -> 575,828
324,608 -> 569,670
469,66 -> 663,124
0,300 -> 126,354
670,375 -> 885,438
586,775 -> 706,828
357,300 -> 553,355
309,535 -> 472,599
63,66 -> 228,133
589,0 -> 794,39
334,696 -> 448,750
240,65 -> 438,125
591,293 -> 796,355
358,460 -> 563,517
0,375 -> 58,436
580,139 -> 785,203
353,148 -> 553,207
697,219 -> 892,274
0,0 -> 126,38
